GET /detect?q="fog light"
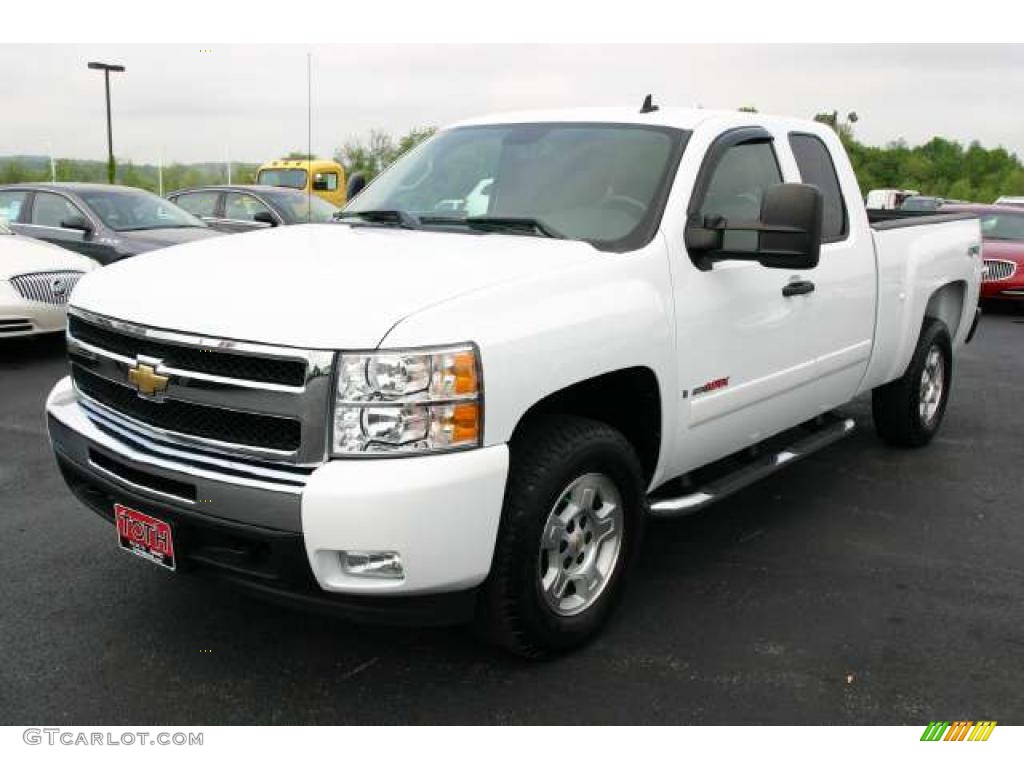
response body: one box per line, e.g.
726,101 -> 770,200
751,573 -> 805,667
340,550 -> 404,580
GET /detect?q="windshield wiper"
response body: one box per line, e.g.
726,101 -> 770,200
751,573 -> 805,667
335,209 -> 422,229
462,216 -> 565,239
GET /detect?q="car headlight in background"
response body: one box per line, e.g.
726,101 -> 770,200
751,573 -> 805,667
332,345 -> 482,455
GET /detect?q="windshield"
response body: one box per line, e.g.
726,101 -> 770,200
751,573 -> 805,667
345,123 -> 687,250
900,196 -> 941,212
979,211 -> 1024,242
78,188 -> 206,232
263,189 -> 339,223
257,168 -> 308,190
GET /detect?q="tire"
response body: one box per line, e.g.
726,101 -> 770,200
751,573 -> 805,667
872,318 -> 953,448
476,415 -> 646,658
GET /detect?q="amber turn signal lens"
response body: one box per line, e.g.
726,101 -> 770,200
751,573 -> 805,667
451,402 -> 480,444
452,351 -> 479,395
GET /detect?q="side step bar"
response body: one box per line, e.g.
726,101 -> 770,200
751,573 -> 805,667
648,416 -> 856,517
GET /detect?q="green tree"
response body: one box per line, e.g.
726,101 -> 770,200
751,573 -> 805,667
334,127 -> 436,181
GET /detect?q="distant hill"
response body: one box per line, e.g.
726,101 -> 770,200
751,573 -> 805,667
0,156 -> 263,194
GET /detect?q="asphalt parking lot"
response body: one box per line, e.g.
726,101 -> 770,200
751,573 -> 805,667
1,309 -> 1022,725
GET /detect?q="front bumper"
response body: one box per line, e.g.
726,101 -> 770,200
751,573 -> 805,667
980,273 -> 1024,301
0,292 -> 69,337
46,376 -> 509,623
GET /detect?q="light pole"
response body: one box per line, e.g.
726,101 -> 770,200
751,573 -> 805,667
87,61 -> 125,184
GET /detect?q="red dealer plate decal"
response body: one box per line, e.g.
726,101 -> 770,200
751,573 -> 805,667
114,503 -> 176,571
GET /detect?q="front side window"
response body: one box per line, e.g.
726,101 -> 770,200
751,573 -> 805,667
257,168 -> 308,190
789,133 -> 847,242
224,193 -> 273,223
313,172 -> 338,192
346,123 -> 687,251
264,190 -> 338,223
697,140 -> 782,252
31,192 -> 84,228
0,190 -> 28,225
173,191 -> 219,218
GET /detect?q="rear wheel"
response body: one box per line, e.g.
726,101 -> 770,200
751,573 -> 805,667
476,415 -> 645,658
872,318 -> 953,447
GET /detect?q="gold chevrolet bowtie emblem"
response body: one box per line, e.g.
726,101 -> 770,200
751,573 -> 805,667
127,362 -> 169,397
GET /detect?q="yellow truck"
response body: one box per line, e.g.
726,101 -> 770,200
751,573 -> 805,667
256,159 -> 347,207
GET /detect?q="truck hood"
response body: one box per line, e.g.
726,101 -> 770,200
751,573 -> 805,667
70,223 -> 601,348
982,239 -> 1024,264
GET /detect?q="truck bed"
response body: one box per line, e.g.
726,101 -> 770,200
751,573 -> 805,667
867,210 -> 978,229
858,213 -> 982,394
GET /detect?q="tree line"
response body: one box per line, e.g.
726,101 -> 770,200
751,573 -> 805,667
1,118 -> 1021,204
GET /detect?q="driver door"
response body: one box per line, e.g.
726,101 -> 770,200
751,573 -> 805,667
668,127 -> 821,472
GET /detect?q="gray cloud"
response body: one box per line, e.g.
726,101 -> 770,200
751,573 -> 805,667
1,44 -> 1021,163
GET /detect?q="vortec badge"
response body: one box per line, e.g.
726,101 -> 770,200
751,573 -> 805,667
127,360 -> 169,398
692,377 -> 730,397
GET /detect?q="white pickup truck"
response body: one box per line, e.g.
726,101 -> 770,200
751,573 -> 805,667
47,106 -> 982,656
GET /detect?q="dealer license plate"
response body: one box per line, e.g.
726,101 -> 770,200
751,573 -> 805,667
113,503 -> 176,571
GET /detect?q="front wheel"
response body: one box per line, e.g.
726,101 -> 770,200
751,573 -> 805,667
872,318 -> 953,447
476,415 -> 645,658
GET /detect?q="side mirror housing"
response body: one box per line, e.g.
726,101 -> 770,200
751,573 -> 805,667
253,211 -> 277,227
685,183 -> 823,270
61,215 -> 93,234
346,172 -> 367,200
757,183 -> 823,269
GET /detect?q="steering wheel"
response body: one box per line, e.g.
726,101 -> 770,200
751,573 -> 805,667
600,194 -> 648,218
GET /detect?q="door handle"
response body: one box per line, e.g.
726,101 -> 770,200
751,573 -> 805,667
782,280 -> 815,297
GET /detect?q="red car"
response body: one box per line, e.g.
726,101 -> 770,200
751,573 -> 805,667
942,204 -> 1024,307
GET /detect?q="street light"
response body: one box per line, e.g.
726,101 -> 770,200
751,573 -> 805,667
87,61 -> 125,184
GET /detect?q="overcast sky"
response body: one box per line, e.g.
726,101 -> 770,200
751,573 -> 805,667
1,44 -> 1021,164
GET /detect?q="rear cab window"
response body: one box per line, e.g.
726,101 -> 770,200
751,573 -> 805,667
788,133 -> 848,243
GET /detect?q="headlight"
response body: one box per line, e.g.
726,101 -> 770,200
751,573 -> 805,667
331,345 -> 482,455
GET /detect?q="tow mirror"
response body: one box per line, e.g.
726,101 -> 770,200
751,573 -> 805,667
685,183 -> 823,270
346,172 -> 367,200
61,215 -> 93,234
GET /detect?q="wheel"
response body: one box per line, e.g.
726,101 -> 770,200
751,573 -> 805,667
872,318 -> 953,447
476,415 -> 645,658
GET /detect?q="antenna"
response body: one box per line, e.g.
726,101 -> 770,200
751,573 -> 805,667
307,51 -> 312,224
640,94 -> 659,114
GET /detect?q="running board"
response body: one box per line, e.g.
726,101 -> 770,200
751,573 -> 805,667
647,417 -> 856,517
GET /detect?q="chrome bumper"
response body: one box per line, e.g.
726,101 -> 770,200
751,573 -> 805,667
46,376 -> 308,532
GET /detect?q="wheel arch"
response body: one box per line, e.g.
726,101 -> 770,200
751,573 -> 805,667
509,366 -> 662,486
924,279 -> 967,341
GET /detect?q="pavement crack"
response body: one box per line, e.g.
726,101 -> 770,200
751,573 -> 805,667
337,656 -> 379,682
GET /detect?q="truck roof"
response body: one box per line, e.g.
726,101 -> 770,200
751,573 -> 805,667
447,106 -> 825,134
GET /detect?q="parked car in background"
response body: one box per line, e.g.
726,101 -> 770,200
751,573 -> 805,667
900,195 -> 945,212
865,188 -> 918,210
256,159 -> 347,207
994,196 -> 1024,209
167,185 -> 340,233
943,203 -> 1024,307
0,219 -> 97,338
0,183 -> 221,265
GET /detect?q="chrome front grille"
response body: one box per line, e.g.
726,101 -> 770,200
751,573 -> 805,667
10,270 -> 85,305
65,308 -> 335,466
983,259 -> 1017,282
